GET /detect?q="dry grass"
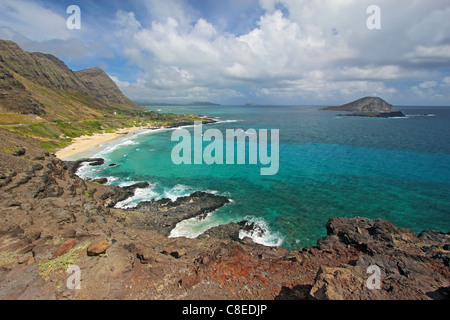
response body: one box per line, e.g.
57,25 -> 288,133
0,113 -> 44,125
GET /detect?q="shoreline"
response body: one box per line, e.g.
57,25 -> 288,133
1,120 -> 450,300
55,126 -> 156,160
55,118 -> 218,160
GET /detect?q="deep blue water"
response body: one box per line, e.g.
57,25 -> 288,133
75,105 -> 450,249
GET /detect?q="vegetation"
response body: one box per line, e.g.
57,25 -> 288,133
0,251 -> 19,266
0,113 -> 44,125
1,110 -> 210,153
38,242 -> 90,281
0,40 -> 211,153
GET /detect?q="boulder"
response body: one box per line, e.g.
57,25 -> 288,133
87,239 -> 108,256
52,238 -> 77,258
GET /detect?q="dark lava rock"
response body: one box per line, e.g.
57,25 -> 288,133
128,191 -> 230,236
100,181 -> 150,208
93,178 -> 108,185
337,111 -> 406,118
199,222 -> 242,241
65,158 -> 105,174
12,146 -> 26,157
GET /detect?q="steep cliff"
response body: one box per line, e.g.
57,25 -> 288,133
75,67 -> 138,110
0,40 -> 140,117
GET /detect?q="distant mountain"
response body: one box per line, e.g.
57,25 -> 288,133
321,97 -> 394,112
139,101 -> 221,107
0,40 -> 141,118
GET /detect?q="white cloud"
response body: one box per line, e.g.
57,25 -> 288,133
3,0 -> 450,104
0,0 -> 70,41
115,7 -> 359,102
109,75 -> 130,88
405,45 -> 450,63
255,79 -> 397,103
109,0 -> 450,103
419,81 -> 438,89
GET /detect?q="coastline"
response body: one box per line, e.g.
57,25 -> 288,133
55,118 -> 217,160
54,126 -> 151,160
1,118 -> 449,300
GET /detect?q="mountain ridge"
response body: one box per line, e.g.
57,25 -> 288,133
0,40 -> 141,118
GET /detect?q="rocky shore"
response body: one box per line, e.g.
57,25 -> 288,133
0,143 -> 449,300
337,111 -> 407,118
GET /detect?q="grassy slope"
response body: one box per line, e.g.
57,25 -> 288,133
1,111 -> 208,153
1,61 -> 208,153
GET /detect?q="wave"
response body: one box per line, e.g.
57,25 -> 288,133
75,162 -> 101,180
168,210 -> 222,239
169,213 -> 285,248
94,138 -> 140,159
239,216 -> 285,247
114,183 -> 208,209
214,119 -> 243,124
157,184 -> 195,201
114,183 -> 158,209
405,113 -> 436,117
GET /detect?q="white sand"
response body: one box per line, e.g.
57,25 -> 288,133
55,127 -> 147,160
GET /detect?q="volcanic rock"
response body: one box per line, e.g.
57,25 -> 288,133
87,239 -> 108,256
322,97 -> 394,112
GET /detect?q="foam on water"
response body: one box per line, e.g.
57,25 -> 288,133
160,184 -> 194,201
114,183 -> 158,209
239,216 -> 285,247
168,210 -> 223,239
169,212 -> 285,248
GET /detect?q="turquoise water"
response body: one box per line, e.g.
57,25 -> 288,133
75,105 -> 450,249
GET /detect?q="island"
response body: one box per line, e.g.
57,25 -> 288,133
321,97 -> 406,118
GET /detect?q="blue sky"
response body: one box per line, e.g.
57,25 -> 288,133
1,0 -> 450,106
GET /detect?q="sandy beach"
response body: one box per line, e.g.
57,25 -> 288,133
55,126 -> 148,160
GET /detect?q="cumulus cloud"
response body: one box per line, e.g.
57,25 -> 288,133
0,0 -> 73,41
0,0 -> 106,60
1,0 -> 450,104
107,0 -> 450,104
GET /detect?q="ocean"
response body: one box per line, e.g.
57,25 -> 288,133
74,105 -> 450,250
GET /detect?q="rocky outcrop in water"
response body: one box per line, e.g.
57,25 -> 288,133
322,97 -> 394,112
126,191 -> 231,236
337,111 -> 406,118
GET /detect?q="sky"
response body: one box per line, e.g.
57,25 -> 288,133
1,0 -> 450,106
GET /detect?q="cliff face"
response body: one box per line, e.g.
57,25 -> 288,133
0,40 -> 140,116
74,67 -> 137,109
322,97 -> 394,112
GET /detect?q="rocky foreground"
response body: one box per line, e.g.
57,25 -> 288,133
0,139 -> 449,300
